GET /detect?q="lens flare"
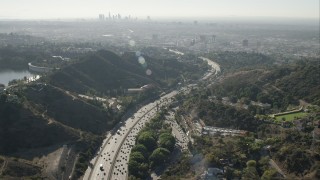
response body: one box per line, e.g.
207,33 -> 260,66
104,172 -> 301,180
138,56 -> 146,64
146,69 -> 152,76
129,40 -> 135,46
135,51 -> 141,57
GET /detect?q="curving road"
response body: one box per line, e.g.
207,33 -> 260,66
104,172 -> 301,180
83,91 -> 177,180
83,55 -> 220,180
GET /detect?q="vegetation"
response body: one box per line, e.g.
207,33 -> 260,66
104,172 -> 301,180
208,59 -> 320,110
48,50 -> 206,95
274,111 -> 308,122
164,54 -> 320,179
1,158 -> 41,178
128,110 -> 176,179
205,51 -> 274,73
22,83 -> 118,134
0,45 -> 47,70
161,152 -> 192,179
178,91 -> 259,132
0,92 -> 79,154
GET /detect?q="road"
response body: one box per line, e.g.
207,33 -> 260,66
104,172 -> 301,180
165,111 -> 189,151
83,55 -> 220,180
198,57 -> 221,76
83,91 -> 177,180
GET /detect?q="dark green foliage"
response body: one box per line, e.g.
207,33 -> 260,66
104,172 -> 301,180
275,60 -> 320,106
73,136 -> 103,179
131,144 -> 149,158
0,97 -> 79,154
158,132 -> 176,152
137,131 -> 157,152
161,153 -> 191,179
129,111 -> 174,179
49,50 -> 205,94
0,45 -> 47,70
196,99 -> 259,131
23,84 -> 116,134
261,168 -> 279,180
209,59 -> 320,110
128,159 -> 149,179
130,152 -> 146,163
149,148 -> 170,167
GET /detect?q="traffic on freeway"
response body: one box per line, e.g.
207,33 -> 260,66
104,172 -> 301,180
83,91 -> 177,180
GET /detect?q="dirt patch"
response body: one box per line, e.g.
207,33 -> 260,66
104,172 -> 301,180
11,144 -> 70,179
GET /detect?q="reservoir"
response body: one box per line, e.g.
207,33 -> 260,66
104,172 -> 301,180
0,69 -> 35,86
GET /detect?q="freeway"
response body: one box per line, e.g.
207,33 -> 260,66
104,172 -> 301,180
165,111 -> 189,150
83,55 -> 220,180
83,91 -> 177,180
198,57 -> 221,76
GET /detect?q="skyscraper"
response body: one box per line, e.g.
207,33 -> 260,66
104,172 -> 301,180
99,14 -> 105,21
242,39 -> 249,47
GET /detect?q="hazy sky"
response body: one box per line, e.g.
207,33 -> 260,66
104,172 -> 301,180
0,0 -> 319,19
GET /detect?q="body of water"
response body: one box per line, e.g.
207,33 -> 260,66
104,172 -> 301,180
0,69 -> 35,86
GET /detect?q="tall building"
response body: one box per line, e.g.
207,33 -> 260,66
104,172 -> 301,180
212,35 -> 216,42
242,39 -> 249,47
99,14 -> 105,21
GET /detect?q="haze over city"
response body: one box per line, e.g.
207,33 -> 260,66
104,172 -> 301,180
0,0 -> 319,19
0,0 -> 319,180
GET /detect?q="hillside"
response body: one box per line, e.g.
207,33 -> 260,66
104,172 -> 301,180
167,56 -> 320,180
22,83 -> 117,134
0,93 -> 79,154
204,51 -> 275,73
48,50 -> 202,94
0,49 -> 206,179
209,59 -> 320,110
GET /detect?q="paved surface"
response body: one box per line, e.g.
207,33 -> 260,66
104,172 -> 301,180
83,91 -> 177,180
165,111 -> 189,151
83,57 -> 220,180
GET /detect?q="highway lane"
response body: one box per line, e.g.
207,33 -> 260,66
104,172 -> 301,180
83,57 -> 221,180
165,111 -> 189,151
83,91 -> 177,180
110,92 -> 176,180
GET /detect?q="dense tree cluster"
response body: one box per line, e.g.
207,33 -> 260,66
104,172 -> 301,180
128,111 -> 176,179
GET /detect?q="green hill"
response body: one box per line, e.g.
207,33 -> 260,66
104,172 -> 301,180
48,50 -> 204,94
0,94 -> 79,154
209,59 -> 320,110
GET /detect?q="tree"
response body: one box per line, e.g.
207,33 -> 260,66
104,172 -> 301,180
246,160 -> 257,167
128,160 -> 149,179
131,144 -> 149,158
261,168 -> 278,180
149,148 -> 170,168
137,131 -> 157,151
159,133 -> 176,152
242,160 -> 260,180
130,152 -> 146,163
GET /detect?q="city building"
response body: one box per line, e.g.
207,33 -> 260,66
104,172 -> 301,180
0,83 -> 5,92
99,14 -> 105,21
242,39 -> 249,47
